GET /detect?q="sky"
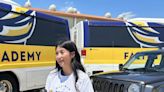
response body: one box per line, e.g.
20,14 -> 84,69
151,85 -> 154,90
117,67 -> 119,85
13,0 -> 164,19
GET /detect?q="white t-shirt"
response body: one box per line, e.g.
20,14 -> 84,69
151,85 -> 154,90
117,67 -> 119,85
45,69 -> 94,92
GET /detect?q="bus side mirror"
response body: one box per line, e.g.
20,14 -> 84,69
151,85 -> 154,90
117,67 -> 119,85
119,64 -> 123,71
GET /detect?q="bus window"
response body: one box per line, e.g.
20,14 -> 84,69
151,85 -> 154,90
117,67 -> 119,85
27,14 -> 70,46
86,25 -> 140,47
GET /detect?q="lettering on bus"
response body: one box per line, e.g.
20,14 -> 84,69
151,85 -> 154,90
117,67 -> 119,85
1,51 -> 41,62
124,52 -> 135,59
124,52 -> 145,60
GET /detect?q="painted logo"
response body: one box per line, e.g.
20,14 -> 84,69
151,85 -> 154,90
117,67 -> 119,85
126,21 -> 164,48
0,4 -> 36,44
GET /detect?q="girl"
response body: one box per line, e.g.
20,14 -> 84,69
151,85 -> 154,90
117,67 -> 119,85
45,40 -> 94,92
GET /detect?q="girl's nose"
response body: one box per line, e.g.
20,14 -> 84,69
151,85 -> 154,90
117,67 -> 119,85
56,53 -> 62,59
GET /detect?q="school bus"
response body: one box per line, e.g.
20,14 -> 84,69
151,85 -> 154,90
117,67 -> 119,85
0,2 -> 70,92
71,18 -> 164,75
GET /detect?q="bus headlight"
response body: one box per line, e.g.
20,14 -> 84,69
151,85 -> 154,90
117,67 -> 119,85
128,83 -> 140,92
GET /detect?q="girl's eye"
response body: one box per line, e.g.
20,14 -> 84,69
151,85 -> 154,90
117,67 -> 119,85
60,51 -> 64,54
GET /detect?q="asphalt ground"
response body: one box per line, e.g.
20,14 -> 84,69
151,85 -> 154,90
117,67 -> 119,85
23,88 -> 45,92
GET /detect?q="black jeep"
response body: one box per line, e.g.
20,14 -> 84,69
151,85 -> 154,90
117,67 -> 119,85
92,50 -> 164,92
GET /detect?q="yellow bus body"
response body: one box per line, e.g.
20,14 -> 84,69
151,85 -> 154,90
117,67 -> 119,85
0,44 -> 56,70
84,48 -> 158,64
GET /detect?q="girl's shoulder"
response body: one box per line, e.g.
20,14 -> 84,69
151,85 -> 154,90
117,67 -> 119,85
48,69 -> 58,78
76,70 -> 94,92
50,69 -> 58,74
77,70 -> 89,80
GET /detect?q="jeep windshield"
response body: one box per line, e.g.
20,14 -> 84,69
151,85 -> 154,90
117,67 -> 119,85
122,50 -> 164,72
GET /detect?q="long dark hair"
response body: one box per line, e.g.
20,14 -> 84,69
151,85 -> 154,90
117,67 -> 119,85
55,40 -> 85,82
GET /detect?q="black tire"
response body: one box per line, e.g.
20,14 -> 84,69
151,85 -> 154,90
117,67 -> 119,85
0,73 -> 19,92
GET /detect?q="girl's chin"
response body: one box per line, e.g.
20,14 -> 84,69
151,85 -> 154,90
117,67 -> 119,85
58,62 -> 64,67
59,65 -> 63,67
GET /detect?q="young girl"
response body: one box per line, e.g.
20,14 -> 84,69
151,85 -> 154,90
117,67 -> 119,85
45,40 -> 94,92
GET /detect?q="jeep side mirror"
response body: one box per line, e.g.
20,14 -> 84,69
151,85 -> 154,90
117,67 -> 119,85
119,64 -> 123,71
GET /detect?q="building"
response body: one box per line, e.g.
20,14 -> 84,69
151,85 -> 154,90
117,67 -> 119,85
30,8 -> 123,29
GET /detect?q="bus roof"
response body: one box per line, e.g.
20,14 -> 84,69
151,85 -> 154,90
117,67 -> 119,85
128,18 -> 164,23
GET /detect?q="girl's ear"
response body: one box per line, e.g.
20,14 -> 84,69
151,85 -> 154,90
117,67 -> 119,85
71,51 -> 75,58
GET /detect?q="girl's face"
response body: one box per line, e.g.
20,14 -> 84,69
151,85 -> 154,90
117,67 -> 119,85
56,46 -> 75,68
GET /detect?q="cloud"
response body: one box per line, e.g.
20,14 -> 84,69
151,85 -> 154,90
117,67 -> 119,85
64,1 -> 74,5
59,1 -> 74,11
117,12 -> 136,20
